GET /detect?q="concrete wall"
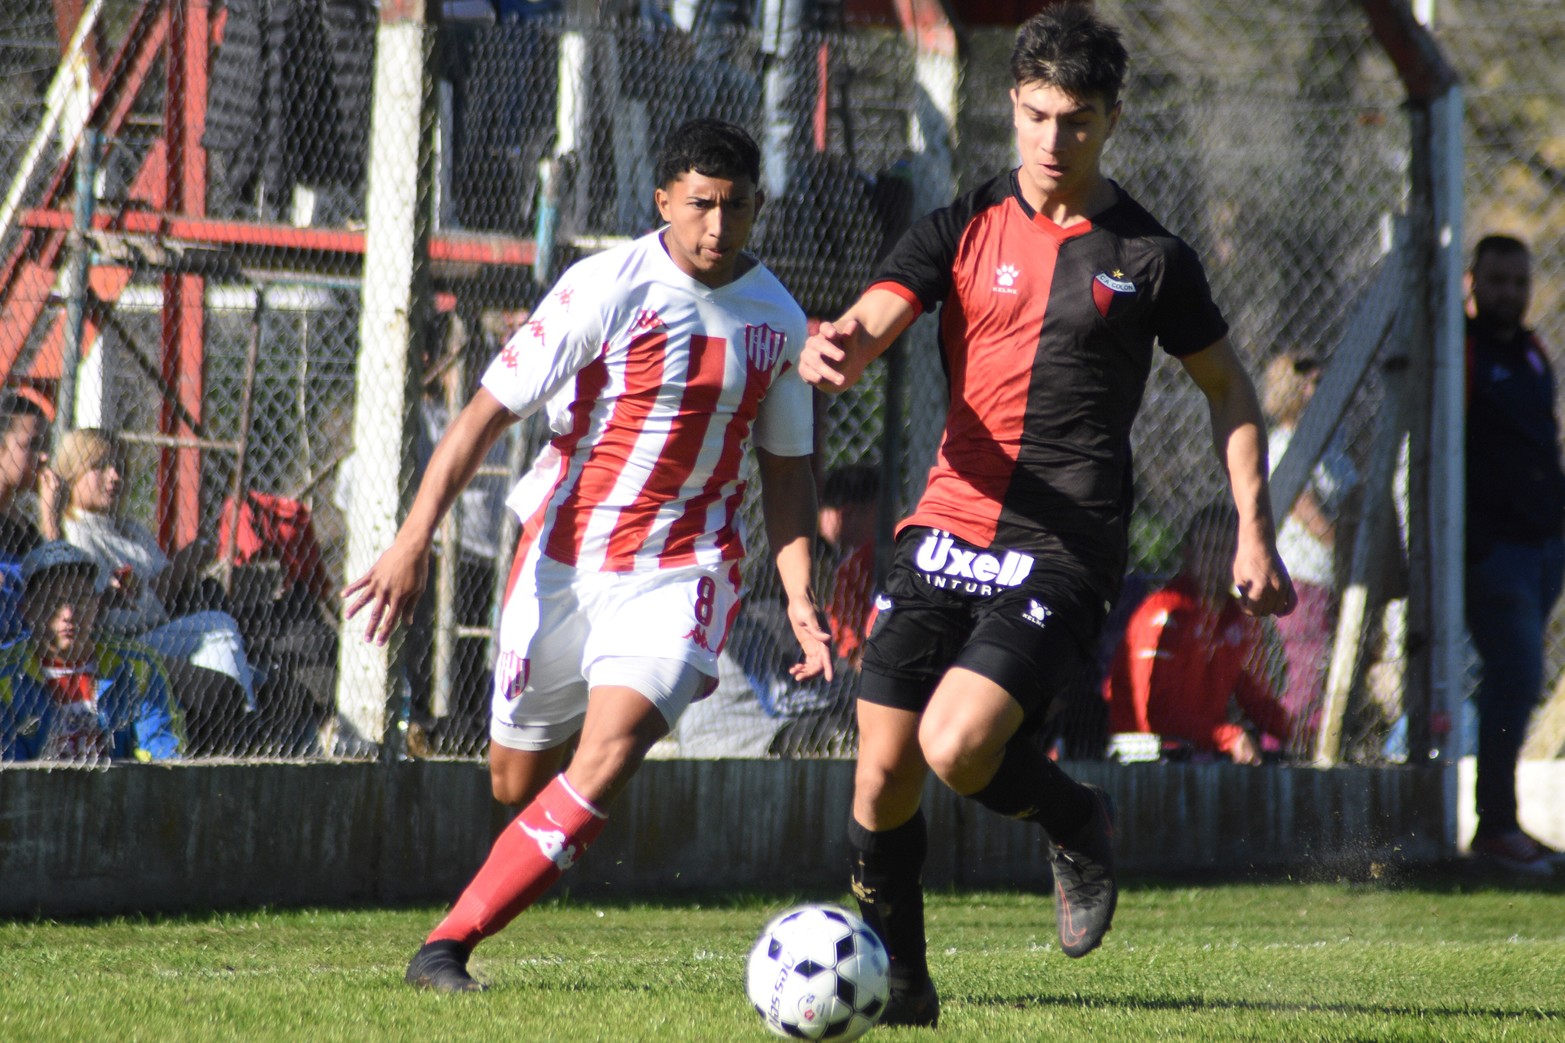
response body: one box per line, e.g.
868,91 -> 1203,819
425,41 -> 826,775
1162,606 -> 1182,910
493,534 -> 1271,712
0,759 -> 1452,918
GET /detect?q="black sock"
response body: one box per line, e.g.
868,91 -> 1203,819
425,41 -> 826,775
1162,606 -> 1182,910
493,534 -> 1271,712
848,812 -> 929,984
969,735 -> 1094,839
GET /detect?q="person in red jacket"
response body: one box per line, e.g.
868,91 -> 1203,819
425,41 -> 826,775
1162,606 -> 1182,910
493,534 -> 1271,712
1103,504 -> 1292,764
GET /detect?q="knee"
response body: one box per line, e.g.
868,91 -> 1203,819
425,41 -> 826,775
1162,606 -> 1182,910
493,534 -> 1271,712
918,720 -> 995,794
854,757 -> 908,806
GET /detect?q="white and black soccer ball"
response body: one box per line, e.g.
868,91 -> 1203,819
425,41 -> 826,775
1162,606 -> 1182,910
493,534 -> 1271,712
746,903 -> 890,1041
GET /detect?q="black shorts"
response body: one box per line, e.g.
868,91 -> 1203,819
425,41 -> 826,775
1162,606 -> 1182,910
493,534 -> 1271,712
859,527 -> 1106,721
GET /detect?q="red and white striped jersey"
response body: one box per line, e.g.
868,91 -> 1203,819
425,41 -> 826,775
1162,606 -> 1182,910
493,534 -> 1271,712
482,231 -> 811,573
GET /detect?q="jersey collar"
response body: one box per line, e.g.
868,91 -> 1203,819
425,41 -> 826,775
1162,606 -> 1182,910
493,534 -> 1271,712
1008,169 -> 1120,241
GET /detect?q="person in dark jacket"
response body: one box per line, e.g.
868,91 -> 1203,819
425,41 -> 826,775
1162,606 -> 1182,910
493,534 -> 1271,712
1464,234 -> 1565,877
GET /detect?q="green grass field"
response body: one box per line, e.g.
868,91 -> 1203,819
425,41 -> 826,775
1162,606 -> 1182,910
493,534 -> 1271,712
5,877 -> 1564,1042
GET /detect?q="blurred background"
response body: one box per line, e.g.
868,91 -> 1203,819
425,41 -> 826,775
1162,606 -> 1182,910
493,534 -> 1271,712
0,0 -> 1560,769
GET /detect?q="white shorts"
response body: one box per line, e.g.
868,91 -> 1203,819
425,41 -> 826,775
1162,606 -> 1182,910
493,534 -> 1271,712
490,546 -> 743,751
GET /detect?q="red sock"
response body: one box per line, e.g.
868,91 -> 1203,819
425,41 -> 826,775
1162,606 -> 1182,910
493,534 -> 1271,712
428,775 -> 607,948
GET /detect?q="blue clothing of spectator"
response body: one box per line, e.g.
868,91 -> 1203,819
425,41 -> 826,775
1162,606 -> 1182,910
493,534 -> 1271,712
0,636 -> 186,763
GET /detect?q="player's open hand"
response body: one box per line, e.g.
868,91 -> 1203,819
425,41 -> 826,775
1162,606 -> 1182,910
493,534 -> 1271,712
1232,540 -> 1296,619
342,541 -> 430,646
798,319 -> 859,393
785,595 -> 834,683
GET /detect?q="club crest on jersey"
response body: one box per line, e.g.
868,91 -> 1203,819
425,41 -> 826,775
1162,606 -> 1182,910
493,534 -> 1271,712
744,323 -> 786,371
994,263 -> 1020,295
1092,269 -> 1136,316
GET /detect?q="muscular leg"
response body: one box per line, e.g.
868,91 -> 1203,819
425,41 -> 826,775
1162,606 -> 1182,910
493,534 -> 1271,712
853,701 -> 928,829
422,686 -> 670,959
490,740 -> 573,809
918,667 -> 1022,795
565,685 -> 673,806
920,667 -> 1113,958
921,666 -> 1094,838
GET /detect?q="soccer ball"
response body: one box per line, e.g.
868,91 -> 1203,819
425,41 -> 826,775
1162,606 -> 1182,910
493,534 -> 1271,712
746,903 -> 890,1040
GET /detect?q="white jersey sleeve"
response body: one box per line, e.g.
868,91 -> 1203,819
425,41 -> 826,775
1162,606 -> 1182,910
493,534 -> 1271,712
480,259 -> 606,421
751,319 -> 813,458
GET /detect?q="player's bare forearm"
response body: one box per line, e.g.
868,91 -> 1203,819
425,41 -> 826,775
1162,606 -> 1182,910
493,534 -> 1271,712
756,448 -> 833,681
798,288 -> 918,394
342,388 -> 518,644
1180,339 -> 1296,618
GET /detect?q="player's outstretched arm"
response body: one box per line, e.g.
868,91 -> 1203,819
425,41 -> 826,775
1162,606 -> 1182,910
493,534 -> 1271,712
343,389 -> 519,645
756,448 -> 833,683
1179,338 -> 1297,619
798,288 -> 918,394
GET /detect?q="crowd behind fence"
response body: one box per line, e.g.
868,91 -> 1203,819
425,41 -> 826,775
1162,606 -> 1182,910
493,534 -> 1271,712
0,0 -> 1561,767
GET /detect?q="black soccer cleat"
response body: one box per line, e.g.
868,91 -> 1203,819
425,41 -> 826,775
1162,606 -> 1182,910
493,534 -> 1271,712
880,973 -> 940,1028
1049,783 -> 1117,959
405,939 -> 487,993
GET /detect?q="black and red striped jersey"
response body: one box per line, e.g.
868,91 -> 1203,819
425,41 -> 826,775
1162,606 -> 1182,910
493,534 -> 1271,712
871,171 -> 1228,594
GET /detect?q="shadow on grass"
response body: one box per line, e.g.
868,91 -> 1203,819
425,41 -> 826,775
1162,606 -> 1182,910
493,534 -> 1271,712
968,989 -> 1565,1022
1125,858 -> 1565,895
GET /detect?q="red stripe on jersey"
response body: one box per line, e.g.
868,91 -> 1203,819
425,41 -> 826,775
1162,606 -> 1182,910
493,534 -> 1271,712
545,331 -> 669,566
504,449 -> 565,605
508,354 -> 612,597
658,354 -> 770,566
601,334 -> 728,569
867,280 -> 924,317
904,205 -> 1064,547
713,561 -> 744,653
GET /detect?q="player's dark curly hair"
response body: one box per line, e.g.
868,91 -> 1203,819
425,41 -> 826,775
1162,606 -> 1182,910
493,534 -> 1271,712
655,118 -> 762,190
1011,3 -> 1128,106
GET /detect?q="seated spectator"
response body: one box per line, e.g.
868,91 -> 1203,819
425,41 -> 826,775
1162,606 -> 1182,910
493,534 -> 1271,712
1102,504 -> 1293,764
53,428 -> 256,751
0,541 -> 185,763
818,463 -> 881,670
0,390 -> 61,642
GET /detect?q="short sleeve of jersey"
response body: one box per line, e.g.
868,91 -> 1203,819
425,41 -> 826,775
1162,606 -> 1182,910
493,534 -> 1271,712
865,182 -> 998,314
480,259 -> 606,418
751,310 -> 812,457
1149,238 -> 1229,358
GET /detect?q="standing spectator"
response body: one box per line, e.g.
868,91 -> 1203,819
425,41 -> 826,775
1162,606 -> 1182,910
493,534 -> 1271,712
53,428 -> 257,751
819,463 -> 881,670
799,6 -> 1293,1024
1263,350 -> 1359,752
1463,234 -> 1565,876
1102,504 -> 1292,763
0,540 -> 184,763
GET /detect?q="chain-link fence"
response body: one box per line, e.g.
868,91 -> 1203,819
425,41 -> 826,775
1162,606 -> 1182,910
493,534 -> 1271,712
1437,0 -> 1565,762
0,0 -> 1558,767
